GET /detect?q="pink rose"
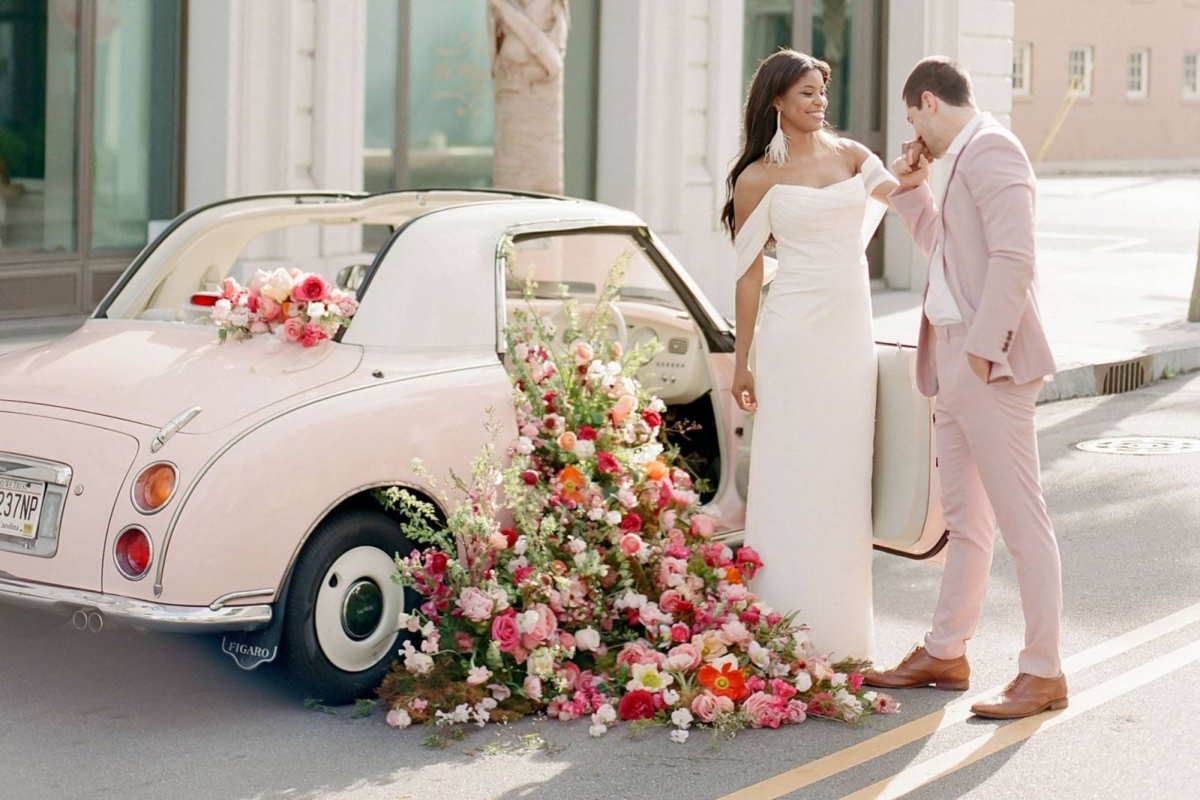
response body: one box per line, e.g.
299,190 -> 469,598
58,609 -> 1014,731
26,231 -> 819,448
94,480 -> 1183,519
220,277 -> 241,300
519,603 -> 558,649
456,586 -> 495,623
670,623 -> 691,643
282,318 -> 305,342
617,640 -> 665,668
258,296 -> 282,322
558,631 -> 576,650
736,545 -> 765,577
690,690 -> 735,723
666,643 -> 702,671
524,675 -> 544,701
610,394 -> 638,424
491,610 -> 521,653
596,452 -> 621,475
619,533 -> 643,557
719,619 -> 753,648
743,691 -> 786,729
690,514 -> 717,539
293,273 -> 331,303
301,324 -> 329,348
249,320 -> 270,334
334,294 -> 358,317
658,590 -> 685,614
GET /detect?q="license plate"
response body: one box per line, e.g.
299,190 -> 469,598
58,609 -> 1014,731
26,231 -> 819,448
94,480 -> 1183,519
0,477 -> 46,540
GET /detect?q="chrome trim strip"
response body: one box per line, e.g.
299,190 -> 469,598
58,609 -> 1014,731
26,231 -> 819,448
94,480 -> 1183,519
153,361 -> 490,595
0,453 -> 73,487
0,574 -> 271,632
129,461 -> 179,515
151,406 -> 202,453
209,588 -> 275,610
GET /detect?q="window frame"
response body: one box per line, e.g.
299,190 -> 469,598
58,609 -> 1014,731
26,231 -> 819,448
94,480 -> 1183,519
1184,51 -> 1200,100
1126,47 -> 1150,100
1012,41 -> 1032,97
1068,45 -> 1093,98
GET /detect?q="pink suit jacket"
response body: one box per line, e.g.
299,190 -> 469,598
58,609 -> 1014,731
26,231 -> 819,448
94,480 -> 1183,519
888,119 -> 1056,397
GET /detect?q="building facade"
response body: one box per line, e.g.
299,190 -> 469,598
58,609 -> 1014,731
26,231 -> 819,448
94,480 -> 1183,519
1010,0 -> 1200,170
1,0 -> 1019,328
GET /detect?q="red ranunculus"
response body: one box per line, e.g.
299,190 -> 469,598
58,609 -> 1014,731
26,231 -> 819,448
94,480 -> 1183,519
736,545 -> 764,577
502,527 -> 519,548
596,452 -> 620,475
521,470 -> 539,486
641,410 -> 663,429
513,565 -> 535,584
740,606 -> 761,627
618,689 -> 657,721
620,512 -> 643,534
577,426 -> 598,441
427,552 -> 449,575
542,391 -> 557,413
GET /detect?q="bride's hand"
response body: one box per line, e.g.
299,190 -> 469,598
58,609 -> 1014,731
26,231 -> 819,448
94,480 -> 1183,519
893,145 -> 931,190
732,365 -> 758,412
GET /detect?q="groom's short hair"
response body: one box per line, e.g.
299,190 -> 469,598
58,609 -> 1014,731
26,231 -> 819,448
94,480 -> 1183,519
903,57 -> 975,108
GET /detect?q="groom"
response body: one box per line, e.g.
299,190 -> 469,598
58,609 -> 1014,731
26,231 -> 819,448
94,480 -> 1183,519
864,57 -> 1067,719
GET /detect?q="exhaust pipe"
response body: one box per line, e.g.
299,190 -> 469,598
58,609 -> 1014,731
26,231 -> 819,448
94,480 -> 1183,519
71,610 -> 105,633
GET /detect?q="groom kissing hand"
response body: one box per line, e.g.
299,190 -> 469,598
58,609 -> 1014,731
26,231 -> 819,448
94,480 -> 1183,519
865,57 -> 1067,721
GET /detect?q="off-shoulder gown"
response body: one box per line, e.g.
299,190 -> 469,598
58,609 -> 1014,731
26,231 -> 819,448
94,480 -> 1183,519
735,154 -> 891,662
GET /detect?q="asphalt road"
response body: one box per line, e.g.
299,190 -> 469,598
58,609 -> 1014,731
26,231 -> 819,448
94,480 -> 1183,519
2,373 -> 1200,800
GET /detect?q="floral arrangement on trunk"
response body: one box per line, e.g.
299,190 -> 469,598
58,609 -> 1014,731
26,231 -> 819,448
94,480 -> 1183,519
209,268 -> 358,346
375,249 -> 897,742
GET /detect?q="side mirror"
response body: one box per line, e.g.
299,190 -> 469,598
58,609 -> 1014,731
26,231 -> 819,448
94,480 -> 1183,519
337,264 -> 369,292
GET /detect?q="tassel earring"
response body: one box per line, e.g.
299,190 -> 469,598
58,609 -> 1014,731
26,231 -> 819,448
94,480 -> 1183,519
765,109 -> 789,166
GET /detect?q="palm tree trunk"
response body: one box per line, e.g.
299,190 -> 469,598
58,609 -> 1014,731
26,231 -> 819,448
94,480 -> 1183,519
487,0 -> 569,194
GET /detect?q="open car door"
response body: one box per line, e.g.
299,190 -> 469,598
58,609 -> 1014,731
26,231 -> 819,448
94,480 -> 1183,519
871,341 -> 947,561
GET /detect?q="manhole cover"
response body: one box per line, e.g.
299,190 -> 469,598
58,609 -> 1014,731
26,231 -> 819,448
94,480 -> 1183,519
1076,436 -> 1200,455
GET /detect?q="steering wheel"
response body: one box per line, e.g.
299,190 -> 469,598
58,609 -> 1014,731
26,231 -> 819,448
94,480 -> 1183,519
548,301 -> 628,353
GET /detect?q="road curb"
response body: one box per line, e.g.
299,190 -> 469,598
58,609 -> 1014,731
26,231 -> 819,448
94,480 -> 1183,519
1039,344 -> 1200,404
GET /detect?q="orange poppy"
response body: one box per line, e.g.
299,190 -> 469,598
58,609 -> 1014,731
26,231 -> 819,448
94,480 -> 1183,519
646,459 -> 669,481
698,662 -> 748,701
557,465 -> 586,504
724,566 -> 744,585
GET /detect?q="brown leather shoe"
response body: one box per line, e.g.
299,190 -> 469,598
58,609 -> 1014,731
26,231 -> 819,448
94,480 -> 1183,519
970,673 -> 1069,719
862,645 -> 971,691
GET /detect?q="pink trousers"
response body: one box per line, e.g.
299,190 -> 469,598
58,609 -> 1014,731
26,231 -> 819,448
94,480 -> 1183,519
923,324 -> 1064,678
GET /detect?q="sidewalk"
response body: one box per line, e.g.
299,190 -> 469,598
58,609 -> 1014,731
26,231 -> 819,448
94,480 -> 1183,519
872,173 -> 1200,403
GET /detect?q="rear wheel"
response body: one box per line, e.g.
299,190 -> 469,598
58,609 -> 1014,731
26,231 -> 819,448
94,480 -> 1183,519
281,507 -> 416,705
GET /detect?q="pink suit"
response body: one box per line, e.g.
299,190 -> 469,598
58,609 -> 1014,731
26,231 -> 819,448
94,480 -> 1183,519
889,119 -> 1064,679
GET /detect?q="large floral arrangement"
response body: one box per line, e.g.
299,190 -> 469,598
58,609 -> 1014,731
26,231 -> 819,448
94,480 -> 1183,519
375,252 -> 896,742
209,268 -> 358,347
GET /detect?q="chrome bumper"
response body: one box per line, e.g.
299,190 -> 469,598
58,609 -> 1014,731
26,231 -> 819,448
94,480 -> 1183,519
0,574 -> 273,632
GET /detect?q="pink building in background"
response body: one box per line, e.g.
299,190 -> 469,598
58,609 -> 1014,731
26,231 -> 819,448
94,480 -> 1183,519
1010,0 -> 1200,169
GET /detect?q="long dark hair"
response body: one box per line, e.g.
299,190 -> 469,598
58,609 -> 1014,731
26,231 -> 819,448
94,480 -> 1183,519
721,50 -> 835,240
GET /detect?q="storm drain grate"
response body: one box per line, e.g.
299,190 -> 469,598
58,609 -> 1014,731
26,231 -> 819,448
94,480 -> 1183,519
1094,357 -> 1151,395
1076,436 -> 1200,455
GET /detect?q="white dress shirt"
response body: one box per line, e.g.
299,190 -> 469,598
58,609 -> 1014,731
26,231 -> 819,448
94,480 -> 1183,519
924,111 -> 992,327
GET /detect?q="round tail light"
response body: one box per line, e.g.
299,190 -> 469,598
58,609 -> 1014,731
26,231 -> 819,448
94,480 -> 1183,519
132,462 -> 177,513
114,527 -> 153,580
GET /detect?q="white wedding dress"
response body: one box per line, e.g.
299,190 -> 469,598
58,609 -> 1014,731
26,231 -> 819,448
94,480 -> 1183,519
735,154 -> 891,662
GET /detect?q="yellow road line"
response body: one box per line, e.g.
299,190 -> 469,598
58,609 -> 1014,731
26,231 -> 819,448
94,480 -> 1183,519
841,638 -> 1200,799
721,601 -> 1200,800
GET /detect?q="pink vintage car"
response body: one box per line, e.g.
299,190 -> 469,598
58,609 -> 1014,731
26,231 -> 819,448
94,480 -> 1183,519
0,190 -> 945,703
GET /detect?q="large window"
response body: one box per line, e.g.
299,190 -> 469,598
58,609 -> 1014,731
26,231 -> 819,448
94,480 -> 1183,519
364,0 -> 598,201
1068,46 -> 1093,97
0,0 -> 183,320
1012,42 -> 1032,97
1126,48 -> 1149,100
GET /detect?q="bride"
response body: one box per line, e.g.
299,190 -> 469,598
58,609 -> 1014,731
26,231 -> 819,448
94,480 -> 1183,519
722,50 -> 897,661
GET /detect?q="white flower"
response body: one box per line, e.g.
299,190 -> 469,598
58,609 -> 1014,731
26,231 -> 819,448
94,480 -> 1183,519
306,301 -> 327,319
662,688 -> 680,707
480,697 -> 498,710
400,641 -> 433,676
527,648 -> 556,678
836,689 -> 864,721
626,663 -> 674,693
595,703 -> 617,725
385,709 -> 412,729
794,671 -> 813,692
506,555 -> 529,574
516,436 -> 534,455
605,510 -> 623,526
617,489 -> 638,509
574,628 -> 602,652
396,612 -> 420,633
748,641 -> 771,671
513,537 -> 528,556
671,709 -> 694,730
573,552 -> 588,566
573,440 -> 596,458
587,507 -> 605,521
567,537 -> 587,555
516,610 -> 541,635
260,269 -> 295,303
648,397 -> 666,412
467,666 -> 492,685
589,724 -> 607,737
670,730 -> 690,744
832,672 -> 848,688
514,343 -> 530,361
